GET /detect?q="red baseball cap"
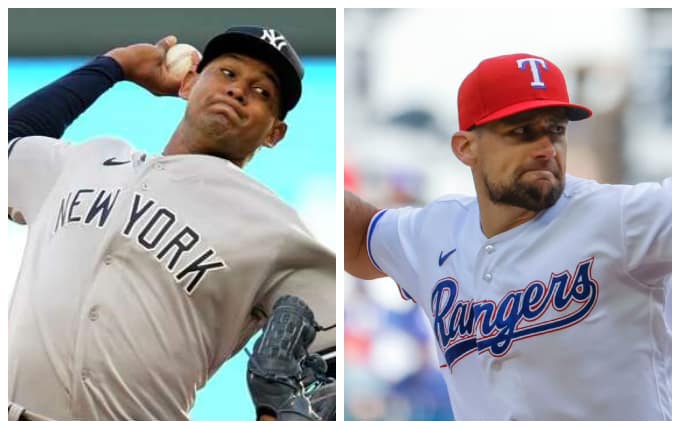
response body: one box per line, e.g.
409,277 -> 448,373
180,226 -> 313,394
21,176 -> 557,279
457,53 -> 592,131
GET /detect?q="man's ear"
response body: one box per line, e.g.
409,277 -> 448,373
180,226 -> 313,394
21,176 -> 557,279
263,121 -> 288,148
178,70 -> 198,100
451,130 -> 479,167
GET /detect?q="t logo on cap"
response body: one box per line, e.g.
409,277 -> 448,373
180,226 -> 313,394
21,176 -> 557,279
456,53 -> 593,131
260,29 -> 288,51
516,58 -> 548,89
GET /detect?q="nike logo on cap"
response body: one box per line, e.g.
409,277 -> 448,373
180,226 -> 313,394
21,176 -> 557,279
103,157 -> 131,166
438,248 -> 457,266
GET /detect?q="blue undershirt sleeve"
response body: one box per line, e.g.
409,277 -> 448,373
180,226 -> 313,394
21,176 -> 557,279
8,55 -> 124,143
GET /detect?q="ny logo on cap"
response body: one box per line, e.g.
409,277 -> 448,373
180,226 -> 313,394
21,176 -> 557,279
516,58 -> 549,89
261,28 -> 288,51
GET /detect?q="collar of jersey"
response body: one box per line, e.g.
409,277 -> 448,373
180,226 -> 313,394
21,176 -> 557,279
474,176 -> 576,243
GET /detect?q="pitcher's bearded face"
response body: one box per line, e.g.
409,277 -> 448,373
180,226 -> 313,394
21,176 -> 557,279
482,161 -> 564,211
475,107 -> 568,212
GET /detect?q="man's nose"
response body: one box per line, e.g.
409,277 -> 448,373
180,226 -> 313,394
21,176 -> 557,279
532,134 -> 557,159
226,83 -> 246,104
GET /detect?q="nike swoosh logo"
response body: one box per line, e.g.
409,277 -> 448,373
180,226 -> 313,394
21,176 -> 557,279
438,248 -> 457,266
103,157 -> 131,166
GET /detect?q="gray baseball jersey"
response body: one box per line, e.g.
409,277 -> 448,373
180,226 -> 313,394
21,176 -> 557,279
368,175 -> 671,420
8,135 -> 335,420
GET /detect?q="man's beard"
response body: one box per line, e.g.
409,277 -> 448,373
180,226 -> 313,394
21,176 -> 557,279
483,170 -> 564,212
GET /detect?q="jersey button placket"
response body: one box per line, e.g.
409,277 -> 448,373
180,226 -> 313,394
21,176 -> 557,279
481,242 -> 496,282
81,368 -> 91,382
88,306 -> 99,322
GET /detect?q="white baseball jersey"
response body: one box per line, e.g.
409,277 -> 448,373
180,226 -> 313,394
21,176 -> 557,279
368,175 -> 671,420
8,135 -> 335,420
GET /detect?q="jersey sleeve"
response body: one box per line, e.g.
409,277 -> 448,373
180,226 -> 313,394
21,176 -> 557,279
8,136 -> 72,224
621,178 -> 671,286
259,227 -> 336,354
366,207 -> 420,302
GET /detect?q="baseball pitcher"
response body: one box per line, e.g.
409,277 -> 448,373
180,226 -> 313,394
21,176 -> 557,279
345,53 -> 671,420
8,26 -> 335,420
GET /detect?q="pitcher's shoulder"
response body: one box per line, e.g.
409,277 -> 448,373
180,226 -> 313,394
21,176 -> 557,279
563,175 -> 628,201
428,193 -> 478,214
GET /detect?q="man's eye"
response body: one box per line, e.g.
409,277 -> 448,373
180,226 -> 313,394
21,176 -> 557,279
512,127 -> 526,135
552,125 -> 566,134
221,69 -> 235,78
254,87 -> 270,99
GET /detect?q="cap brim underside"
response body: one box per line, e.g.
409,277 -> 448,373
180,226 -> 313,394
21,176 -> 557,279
471,100 -> 593,130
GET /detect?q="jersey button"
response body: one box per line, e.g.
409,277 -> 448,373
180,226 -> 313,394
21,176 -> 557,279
141,183 -> 149,191
483,272 -> 493,282
484,244 -> 495,254
104,255 -> 113,265
491,360 -> 502,371
154,163 -> 164,170
88,307 -> 99,321
81,369 -> 91,381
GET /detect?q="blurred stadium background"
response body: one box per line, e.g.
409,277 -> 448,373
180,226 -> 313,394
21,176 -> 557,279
344,8 -> 671,421
8,8 -> 335,421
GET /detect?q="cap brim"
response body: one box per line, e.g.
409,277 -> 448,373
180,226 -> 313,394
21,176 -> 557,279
471,100 -> 592,130
198,33 -> 302,118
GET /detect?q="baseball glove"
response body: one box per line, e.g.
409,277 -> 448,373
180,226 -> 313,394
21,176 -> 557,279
246,295 -> 333,420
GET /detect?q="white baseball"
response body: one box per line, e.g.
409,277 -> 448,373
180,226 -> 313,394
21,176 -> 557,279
165,43 -> 201,81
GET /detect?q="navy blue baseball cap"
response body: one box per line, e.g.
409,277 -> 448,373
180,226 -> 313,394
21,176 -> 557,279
197,26 -> 304,120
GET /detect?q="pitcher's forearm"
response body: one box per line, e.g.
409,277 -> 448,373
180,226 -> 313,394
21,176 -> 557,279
344,190 -> 384,279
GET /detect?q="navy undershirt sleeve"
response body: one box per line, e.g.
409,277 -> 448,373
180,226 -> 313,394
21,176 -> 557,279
8,56 -> 125,143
